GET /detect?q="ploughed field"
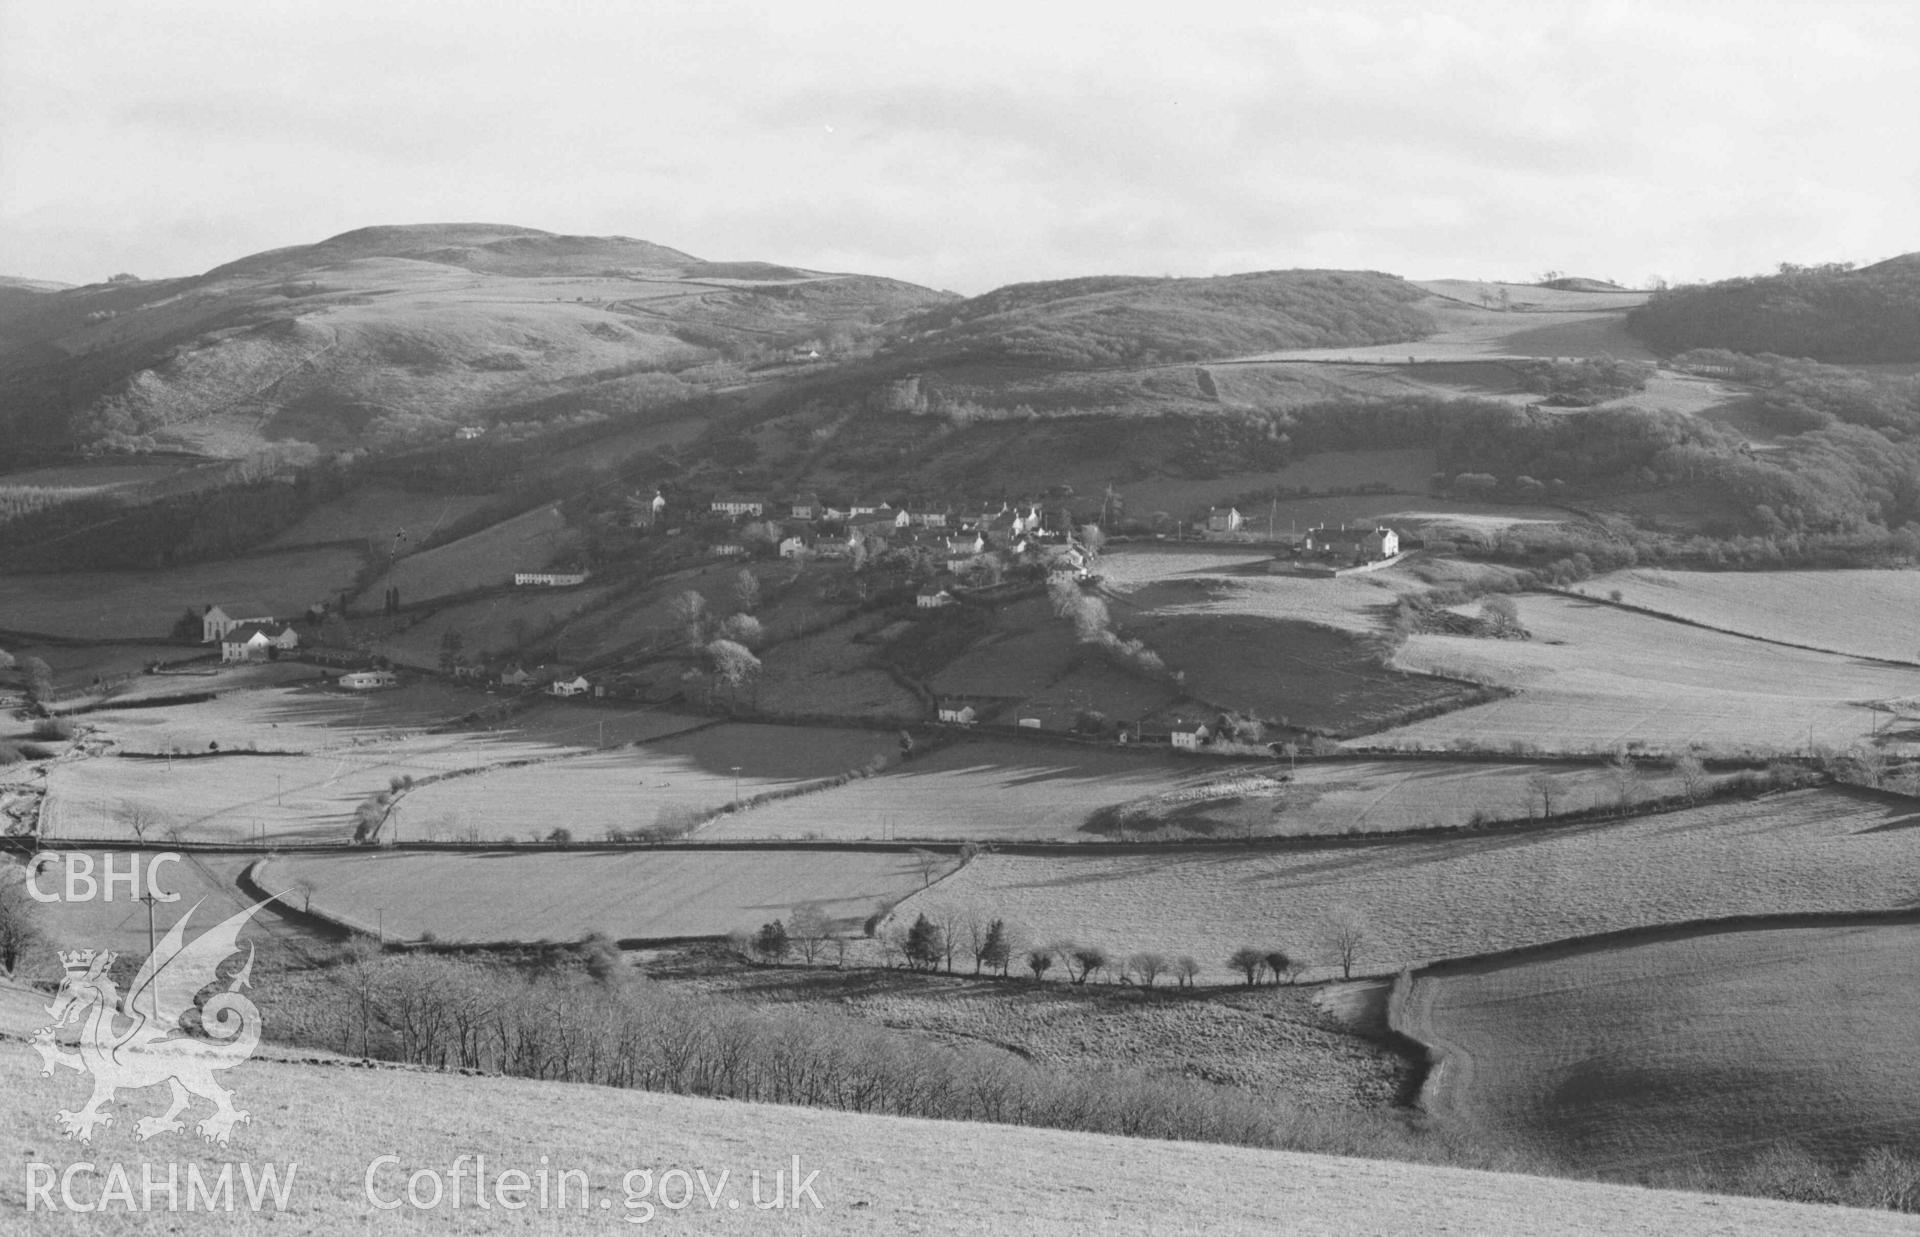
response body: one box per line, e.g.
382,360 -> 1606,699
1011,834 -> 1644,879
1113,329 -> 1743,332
257,848 -> 927,944
887,789 -> 1920,981
1399,922 -> 1920,1176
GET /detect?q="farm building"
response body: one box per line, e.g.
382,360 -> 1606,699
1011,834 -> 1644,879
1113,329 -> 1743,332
1171,722 -> 1213,751
937,700 -> 979,725
712,542 -> 748,558
711,494 -> 767,517
454,425 -> 486,440
907,505 -> 951,528
513,570 -> 590,587
498,667 -> 533,688
201,603 -> 278,643
1206,507 -> 1245,534
944,533 -> 986,558
917,588 -> 957,609
550,674 -> 591,697
779,535 -> 811,559
787,494 -> 822,520
220,623 -> 299,663
338,669 -> 398,690
1305,525 -> 1400,562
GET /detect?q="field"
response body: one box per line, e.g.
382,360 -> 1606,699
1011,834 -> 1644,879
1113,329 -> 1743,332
1381,593 -> 1920,753
889,789 -> 1920,981
1103,757 -> 1721,839
0,1012 -> 1881,1236
368,582 -> 620,665
1583,568 -> 1920,664
1124,613 -> 1482,735
1401,922 -> 1920,1175
753,618 -> 922,720
259,847 -> 928,943
700,738 -> 1224,841
676,963 -> 1405,1109
0,547 -> 362,639
264,484 -> 492,550
386,723 -> 900,842
1106,555 -> 1419,636
357,502 -> 575,605
1116,447 -> 1439,516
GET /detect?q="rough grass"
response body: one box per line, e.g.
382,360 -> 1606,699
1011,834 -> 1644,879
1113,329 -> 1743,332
0,547 -> 362,639
1380,594 -> 1920,753
1402,922 -> 1920,1177
0,1015 -> 1887,1235
261,847 -> 926,943
1582,568 -> 1920,664
890,788 -> 1920,981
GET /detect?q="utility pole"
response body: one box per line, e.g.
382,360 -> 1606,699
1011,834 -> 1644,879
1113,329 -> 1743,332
137,886 -> 161,1023
731,766 -> 741,804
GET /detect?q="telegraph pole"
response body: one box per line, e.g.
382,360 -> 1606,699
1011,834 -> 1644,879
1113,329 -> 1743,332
137,885 -> 160,1022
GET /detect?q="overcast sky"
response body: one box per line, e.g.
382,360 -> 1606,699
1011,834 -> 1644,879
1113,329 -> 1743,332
2,1 -> 1915,294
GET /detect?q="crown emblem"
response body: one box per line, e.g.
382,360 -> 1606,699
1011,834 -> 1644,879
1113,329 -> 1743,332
59,949 -> 113,976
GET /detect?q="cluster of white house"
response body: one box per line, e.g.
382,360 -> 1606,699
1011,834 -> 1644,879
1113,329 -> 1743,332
200,604 -> 302,663
1203,509 -> 1401,562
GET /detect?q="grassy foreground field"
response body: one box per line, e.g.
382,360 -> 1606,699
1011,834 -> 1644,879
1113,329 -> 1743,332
0,1005 -> 1896,1235
260,847 -> 926,943
1401,922 -> 1920,1177
357,502 -> 575,605
1582,568 -> 1920,664
889,789 -> 1920,981
1382,593 -> 1920,753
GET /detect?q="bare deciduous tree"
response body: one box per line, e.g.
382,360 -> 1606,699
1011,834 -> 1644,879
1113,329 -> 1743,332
1227,946 -> 1265,987
1673,751 -> 1709,803
122,803 -> 163,844
1127,951 -> 1167,989
0,865 -> 44,975
731,568 -> 761,614
1174,956 -> 1201,988
1324,907 -> 1367,980
669,590 -> 709,649
1525,770 -> 1560,819
788,902 -> 832,964
1026,947 -> 1054,981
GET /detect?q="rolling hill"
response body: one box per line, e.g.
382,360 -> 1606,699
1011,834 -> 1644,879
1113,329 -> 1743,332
0,224 -> 952,457
1627,256 -> 1920,362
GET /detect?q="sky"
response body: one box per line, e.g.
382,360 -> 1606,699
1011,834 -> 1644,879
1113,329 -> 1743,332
2,0 -> 1916,294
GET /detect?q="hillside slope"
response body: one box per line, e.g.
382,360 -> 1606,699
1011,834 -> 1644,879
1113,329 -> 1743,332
0,993 -> 1904,1234
1627,257 -> 1920,362
0,224 -> 950,456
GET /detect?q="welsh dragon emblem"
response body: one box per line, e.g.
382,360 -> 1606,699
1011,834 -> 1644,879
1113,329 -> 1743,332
32,899 -> 272,1146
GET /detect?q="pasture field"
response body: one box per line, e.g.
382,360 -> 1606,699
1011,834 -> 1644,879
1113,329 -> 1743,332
263,484 -> 491,550
0,460 -> 199,490
4,850 -> 334,975
699,738 -> 1224,841
1229,300 -> 1656,364
926,599 -> 1081,699
85,681 -> 487,753
1108,561 -> 1418,636
390,723 -> 899,842
753,618 -> 922,719
4,642 -> 172,692
1402,922 -> 1920,1175
1414,280 -> 1652,311
1106,758 -> 1722,839
260,847 -> 928,943
1583,568 -> 1920,664
0,1028 -> 1880,1237
1125,613 -> 1482,734
370,583 -> 619,664
357,502 -> 575,605
0,547 -> 361,639
1380,593 -> 1920,753
890,788 -> 1920,980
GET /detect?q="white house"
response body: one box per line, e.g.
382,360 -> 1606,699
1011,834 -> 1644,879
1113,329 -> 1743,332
944,533 -> 986,558
1171,722 -> 1213,751
778,535 -> 811,559
937,701 -> 978,725
711,494 -> 767,518
907,506 -> 950,528
1206,507 -> 1245,534
338,669 -> 398,690
454,425 -> 487,440
201,603 -> 277,644
916,588 -> 956,609
788,494 -> 822,520
1304,525 -> 1401,562
514,570 -> 590,587
497,666 -> 534,689
550,674 -> 591,697
220,623 -> 299,663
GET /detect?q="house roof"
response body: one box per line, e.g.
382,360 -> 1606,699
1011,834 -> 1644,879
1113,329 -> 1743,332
207,603 -> 276,619
224,623 -> 292,643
